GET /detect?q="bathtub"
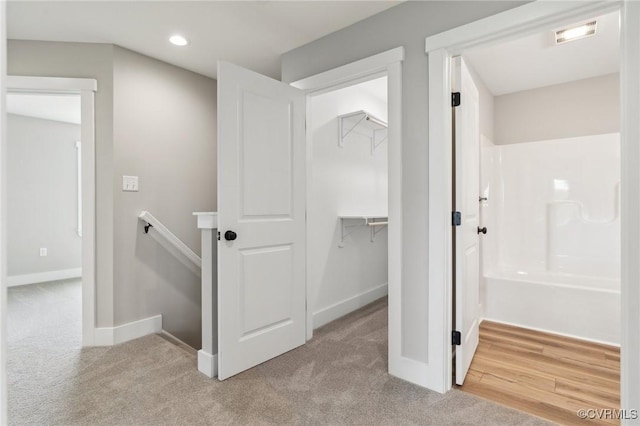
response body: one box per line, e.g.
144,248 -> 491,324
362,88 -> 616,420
482,268 -> 620,346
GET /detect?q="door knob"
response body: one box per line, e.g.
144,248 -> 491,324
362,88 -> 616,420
477,227 -> 487,235
224,230 -> 237,241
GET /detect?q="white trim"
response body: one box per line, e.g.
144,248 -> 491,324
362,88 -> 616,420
138,211 -> 202,269
291,47 -> 405,386
312,283 -> 388,330
290,47 -> 404,93
426,48 -> 453,393
197,350 -> 218,378
6,76 -> 97,93
198,226 -> 216,378
620,1 -> 640,417
425,0 -> 634,404
193,211 -> 218,229
385,59 -> 411,386
304,97 -> 314,341
75,141 -> 82,237
424,1 -> 619,54
7,268 -> 82,287
93,315 -> 162,346
7,76 -> 98,347
0,3 -> 8,424
80,88 -> 96,347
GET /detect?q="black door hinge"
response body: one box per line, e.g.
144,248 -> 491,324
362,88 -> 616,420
217,231 -> 221,241
452,92 -> 461,107
452,330 -> 461,346
452,211 -> 461,226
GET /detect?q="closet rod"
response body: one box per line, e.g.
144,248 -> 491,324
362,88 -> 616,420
365,114 -> 387,128
367,221 -> 388,227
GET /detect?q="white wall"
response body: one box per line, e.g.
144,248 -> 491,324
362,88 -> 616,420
494,73 -> 620,145
6,113 -> 81,282
480,133 -> 621,345
308,77 -> 388,328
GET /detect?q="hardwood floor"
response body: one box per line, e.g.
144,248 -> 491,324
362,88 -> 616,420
459,321 -> 620,425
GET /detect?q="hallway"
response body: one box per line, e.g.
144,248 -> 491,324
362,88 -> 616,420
8,286 -> 548,425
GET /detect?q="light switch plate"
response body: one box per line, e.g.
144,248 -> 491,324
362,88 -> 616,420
40,248 -> 47,257
123,175 -> 139,192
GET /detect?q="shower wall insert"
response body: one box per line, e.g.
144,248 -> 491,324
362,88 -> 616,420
480,133 -> 621,345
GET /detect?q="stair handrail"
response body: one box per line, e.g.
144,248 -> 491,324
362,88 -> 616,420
138,211 -> 202,269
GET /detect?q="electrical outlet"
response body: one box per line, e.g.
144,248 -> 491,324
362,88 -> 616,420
122,176 -> 139,192
40,248 -> 47,257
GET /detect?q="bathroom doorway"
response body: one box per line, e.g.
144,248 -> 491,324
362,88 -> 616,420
450,10 -> 622,423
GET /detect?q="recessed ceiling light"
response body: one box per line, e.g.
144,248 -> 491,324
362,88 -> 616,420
169,35 -> 189,47
555,20 -> 597,44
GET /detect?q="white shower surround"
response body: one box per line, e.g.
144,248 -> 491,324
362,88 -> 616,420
481,133 -> 621,345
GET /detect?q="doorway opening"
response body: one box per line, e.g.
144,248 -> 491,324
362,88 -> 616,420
216,48 -> 403,381
5,89 -> 85,418
451,9 -> 621,423
305,76 -> 389,341
5,77 -> 97,351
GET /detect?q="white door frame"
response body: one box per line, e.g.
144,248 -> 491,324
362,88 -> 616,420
426,0 -> 639,408
291,47 -> 405,376
6,75 -> 98,347
0,3 -> 7,423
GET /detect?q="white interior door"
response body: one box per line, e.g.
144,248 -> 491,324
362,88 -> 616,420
453,56 -> 481,385
217,61 -> 306,380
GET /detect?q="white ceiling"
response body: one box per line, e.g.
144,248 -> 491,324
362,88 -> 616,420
464,11 -> 620,96
7,1 -> 401,80
358,76 -> 387,104
7,93 -> 81,124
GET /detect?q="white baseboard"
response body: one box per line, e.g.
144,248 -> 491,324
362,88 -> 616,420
7,267 -> 82,287
312,283 -> 388,330
93,315 -> 162,346
198,350 -> 218,378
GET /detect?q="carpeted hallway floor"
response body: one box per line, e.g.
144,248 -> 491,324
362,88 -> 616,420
8,279 -> 551,425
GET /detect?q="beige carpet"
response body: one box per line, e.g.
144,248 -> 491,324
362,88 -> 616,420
8,280 -> 552,425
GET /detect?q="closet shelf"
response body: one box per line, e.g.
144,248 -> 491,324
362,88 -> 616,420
338,110 -> 388,153
339,215 -> 388,247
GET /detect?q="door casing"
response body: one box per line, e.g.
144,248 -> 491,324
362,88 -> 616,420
426,0 -> 639,408
5,76 -> 97,347
290,46 -> 408,383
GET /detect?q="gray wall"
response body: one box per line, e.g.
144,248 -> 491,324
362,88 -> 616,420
7,113 -> 81,276
112,46 -> 216,347
281,1 -> 525,363
494,73 -> 620,144
8,40 -> 116,326
8,41 -> 217,347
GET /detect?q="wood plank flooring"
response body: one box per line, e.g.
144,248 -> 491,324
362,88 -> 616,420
459,321 -> 620,425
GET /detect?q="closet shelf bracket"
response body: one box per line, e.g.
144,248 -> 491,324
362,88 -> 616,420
338,110 -> 388,154
338,215 -> 388,247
